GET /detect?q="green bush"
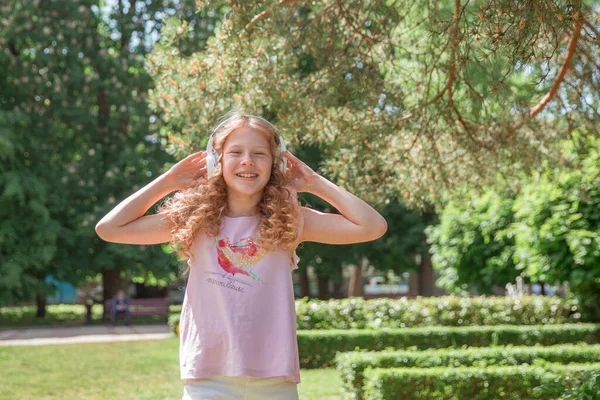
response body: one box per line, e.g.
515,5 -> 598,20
337,344 -> 600,399
534,369 -> 600,399
166,295 -> 581,333
362,362 -> 600,400
297,323 -> 600,368
168,313 -> 180,334
295,295 -> 583,330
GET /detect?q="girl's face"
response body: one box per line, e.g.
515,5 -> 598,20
221,127 -> 274,197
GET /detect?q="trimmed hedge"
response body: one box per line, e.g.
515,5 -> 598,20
362,362 -> 600,400
297,323 -> 600,368
337,344 -> 600,399
167,295 -> 583,333
295,295 -> 583,330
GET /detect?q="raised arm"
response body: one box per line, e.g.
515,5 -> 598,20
95,174 -> 178,245
283,151 -> 387,245
95,151 -> 207,245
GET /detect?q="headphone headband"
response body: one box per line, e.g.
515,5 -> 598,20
205,114 -> 287,177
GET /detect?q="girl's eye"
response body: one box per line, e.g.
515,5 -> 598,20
230,151 -> 241,154
255,152 -> 266,156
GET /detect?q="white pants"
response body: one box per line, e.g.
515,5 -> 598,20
182,376 -> 299,400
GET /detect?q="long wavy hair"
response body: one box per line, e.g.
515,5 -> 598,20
158,111 -> 301,275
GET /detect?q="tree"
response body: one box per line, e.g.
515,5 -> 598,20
0,0 -> 213,314
148,0 -> 599,209
0,1 -> 104,313
426,191 -> 519,295
428,133 -> 600,319
511,133 -> 600,320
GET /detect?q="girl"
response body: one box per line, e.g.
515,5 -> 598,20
95,111 -> 387,400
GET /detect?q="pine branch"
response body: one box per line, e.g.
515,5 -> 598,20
240,0 -> 304,37
514,18 -> 583,130
336,0 -> 378,42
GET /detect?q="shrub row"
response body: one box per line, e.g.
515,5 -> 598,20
167,295 -> 583,333
362,362 -> 600,400
296,323 -> 600,368
336,343 -> 600,399
295,295 -> 583,330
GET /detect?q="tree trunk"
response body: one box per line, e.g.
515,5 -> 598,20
102,267 -> 122,314
35,295 -> 46,318
409,270 -> 420,296
540,281 -> 546,296
298,267 -> 311,298
348,257 -> 369,297
348,265 -> 361,297
332,264 -> 344,298
85,304 -> 93,325
316,275 -> 330,300
332,281 -> 344,298
418,254 -> 434,297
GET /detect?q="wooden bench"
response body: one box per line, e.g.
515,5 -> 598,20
103,297 -> 169,322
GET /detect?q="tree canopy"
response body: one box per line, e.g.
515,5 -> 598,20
149,0 -> 599,208
427,133 -> 600,318
0,0 -> 208,308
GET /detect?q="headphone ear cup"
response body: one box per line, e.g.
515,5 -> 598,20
206,135 -> 218,176
280,157 -> 287,174
206,152 -> 217,176
278,134 -> 287,174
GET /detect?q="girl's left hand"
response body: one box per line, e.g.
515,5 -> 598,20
283,151 -> 318,192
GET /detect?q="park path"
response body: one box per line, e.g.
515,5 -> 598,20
0,324 -> 173,346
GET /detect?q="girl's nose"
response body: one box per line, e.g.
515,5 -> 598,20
240,154 -> 255,165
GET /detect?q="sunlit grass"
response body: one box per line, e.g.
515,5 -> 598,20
0,337 -> 341,400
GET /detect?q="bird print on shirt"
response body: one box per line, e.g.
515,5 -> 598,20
215,236 -> 270,284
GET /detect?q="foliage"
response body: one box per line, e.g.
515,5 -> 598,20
362,363 -> 600,400
427,134 -> 600,318
534,370 -> 600,400
426,191 -> 519,294
511,134 -> 600,320
167,294 -> 584,332
0,0 -> 211,306
337,344 -> 600,400
148,0 -> 599,208
296,323 -> 600,368
294,295 -> 584,330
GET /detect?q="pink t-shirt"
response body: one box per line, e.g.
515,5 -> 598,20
179,215 -> 301,384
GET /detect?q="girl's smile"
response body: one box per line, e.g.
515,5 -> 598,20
235,171 -> 260,180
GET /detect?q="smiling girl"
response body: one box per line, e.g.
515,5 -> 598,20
95,111 -> 387,400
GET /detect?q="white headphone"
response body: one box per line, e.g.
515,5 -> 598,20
205,114 -> 287,177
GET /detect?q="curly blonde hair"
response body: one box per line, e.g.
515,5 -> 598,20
158,111 -> 301,274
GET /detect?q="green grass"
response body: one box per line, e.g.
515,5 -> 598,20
0,337 -> 342,400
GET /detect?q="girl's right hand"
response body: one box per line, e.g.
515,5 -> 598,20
163,151 -> 208,191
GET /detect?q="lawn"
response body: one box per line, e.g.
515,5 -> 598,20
0,337 -> 342,400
